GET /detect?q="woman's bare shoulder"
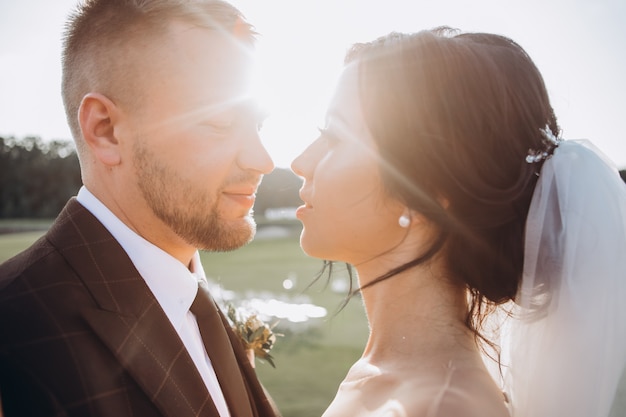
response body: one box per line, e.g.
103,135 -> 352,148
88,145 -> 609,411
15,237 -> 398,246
323,363 -> 510,417
398,365 -> 511,417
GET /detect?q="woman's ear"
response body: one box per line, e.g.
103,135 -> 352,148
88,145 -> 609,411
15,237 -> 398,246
78,92 -> 122,166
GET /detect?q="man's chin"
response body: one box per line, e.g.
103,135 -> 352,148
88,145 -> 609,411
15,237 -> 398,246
198,216 -> 257,252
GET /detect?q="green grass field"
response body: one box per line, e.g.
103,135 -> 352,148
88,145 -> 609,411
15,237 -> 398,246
0,225 -> 369,417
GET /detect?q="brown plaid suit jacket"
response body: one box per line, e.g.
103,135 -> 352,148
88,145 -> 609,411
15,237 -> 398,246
0,198 -> 280,417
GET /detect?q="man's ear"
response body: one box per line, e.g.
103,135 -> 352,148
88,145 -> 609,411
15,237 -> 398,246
78,93 -> 122,166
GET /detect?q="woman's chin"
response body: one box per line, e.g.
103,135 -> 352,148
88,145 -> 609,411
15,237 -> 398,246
299,234 -> 335,261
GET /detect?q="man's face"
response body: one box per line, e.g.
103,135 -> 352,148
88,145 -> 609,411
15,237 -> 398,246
120,23 -> 273,252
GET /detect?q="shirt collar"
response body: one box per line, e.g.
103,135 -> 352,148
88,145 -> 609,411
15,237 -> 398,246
76,186 -> 201,330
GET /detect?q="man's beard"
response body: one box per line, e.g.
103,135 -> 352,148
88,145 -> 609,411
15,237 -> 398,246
133,141 -> 256,251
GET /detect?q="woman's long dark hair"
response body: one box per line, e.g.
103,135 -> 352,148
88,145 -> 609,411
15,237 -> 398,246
344,27 -> 559,350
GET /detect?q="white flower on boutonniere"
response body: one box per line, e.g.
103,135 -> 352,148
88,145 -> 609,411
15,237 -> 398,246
227,304 -> 282,368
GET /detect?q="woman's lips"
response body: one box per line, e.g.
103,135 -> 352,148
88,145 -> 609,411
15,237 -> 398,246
295,201 -> 312,219
296,191 -> 313,219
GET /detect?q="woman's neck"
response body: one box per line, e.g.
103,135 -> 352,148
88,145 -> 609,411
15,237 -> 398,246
355,260 -> 476,368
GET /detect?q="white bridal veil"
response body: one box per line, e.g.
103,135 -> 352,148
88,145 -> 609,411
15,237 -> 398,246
499,140 -> 626,417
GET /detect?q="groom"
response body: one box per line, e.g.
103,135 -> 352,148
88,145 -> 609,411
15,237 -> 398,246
0,1 -> 279,416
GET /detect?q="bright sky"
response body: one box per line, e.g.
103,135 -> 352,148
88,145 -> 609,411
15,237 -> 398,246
1,0 -> 625,168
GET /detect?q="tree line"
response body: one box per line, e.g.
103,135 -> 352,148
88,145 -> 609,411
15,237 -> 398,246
1,136 -> 81,218
1,136 -> 625,219
0,136 -> 303,219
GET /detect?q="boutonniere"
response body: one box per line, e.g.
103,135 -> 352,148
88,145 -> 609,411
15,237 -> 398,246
227,304 -> 282,368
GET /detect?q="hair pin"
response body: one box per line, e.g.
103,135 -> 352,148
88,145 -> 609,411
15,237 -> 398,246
526,125 -> 561,164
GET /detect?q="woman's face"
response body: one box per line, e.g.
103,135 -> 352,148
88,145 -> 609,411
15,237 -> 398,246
291,64 -> 407,266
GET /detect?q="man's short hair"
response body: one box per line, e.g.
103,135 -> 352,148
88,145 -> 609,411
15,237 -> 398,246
61,0 -> 255,152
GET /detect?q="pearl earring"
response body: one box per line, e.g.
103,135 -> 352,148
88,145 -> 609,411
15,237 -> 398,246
398,214 -> 411,228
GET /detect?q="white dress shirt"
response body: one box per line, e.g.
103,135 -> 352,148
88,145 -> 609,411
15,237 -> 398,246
76,187 -> 230,417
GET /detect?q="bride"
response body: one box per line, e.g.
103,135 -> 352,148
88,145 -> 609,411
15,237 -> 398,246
291,27 -> 626,416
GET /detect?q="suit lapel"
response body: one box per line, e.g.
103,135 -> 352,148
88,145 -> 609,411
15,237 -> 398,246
82,305 -> 220,417
47,199 -> 220,417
